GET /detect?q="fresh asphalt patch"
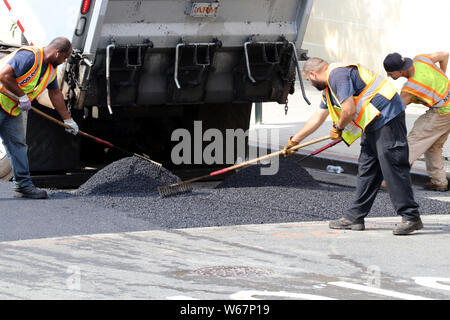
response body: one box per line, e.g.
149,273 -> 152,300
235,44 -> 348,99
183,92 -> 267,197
0,156 -> 448,241
74,156 -> 180,196
0,181 -> 159,242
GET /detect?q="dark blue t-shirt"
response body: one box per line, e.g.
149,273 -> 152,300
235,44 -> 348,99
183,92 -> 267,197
8,50 -> 58,90
320,66 -> 405,132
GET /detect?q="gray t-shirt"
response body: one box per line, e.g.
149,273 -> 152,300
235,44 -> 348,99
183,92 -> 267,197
320,67 -> 405,132
8,49 -> 58,90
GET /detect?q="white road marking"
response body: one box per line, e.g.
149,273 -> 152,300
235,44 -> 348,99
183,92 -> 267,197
413,277 -> 450,291
167,296 -> 199,300
329,281 -> 433,300
230,290 -> 336,300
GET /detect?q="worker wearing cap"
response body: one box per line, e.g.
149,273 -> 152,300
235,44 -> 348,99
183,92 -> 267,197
283,57 -> 422,235
383,52 -> 450,192
0,37 -> 79,199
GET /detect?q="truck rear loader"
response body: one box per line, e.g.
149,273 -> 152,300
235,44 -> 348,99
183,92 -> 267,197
0,0 -> 313,181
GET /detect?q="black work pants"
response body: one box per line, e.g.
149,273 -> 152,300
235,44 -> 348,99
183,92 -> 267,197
345,112 -> 421,222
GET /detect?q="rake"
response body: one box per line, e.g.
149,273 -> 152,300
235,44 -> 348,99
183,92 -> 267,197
30,106 -> 163,174
158,135 -> 331,197
297,137 -> 343,162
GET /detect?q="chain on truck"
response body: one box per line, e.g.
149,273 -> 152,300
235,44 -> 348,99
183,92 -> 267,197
0,0 -> 313,181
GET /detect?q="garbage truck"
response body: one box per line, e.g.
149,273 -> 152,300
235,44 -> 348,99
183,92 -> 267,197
0,0 -> 313,181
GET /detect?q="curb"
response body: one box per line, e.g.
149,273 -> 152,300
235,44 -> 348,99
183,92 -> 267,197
290,151 -> 447,187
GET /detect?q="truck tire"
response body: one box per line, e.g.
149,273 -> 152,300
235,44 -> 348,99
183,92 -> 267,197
0,138 -> 13,181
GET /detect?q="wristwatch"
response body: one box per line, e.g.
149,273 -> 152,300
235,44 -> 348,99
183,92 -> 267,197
333,123 -> 344,131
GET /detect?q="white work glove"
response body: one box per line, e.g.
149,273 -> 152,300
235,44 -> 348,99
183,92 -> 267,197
18,95 -> 32,111
63,118 -> 79,135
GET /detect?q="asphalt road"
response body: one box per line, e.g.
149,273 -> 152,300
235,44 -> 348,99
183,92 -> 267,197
0,181 -> 159,242
0,167 -> 449,300
0,215 -> 449,300
0,162 -> 448,242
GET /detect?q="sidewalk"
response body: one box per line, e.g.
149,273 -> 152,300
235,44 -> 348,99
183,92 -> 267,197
1,213 -> 449,299
248,77 -> 450,181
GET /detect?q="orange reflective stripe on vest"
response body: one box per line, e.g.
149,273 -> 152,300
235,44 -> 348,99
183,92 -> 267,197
403,78 -> 448,106
325,87 -> 362,145
31,64 -> 56,99
353,76 -> 386,125
415,55 -> 447,77
17,47 -> 43,87
402,55 -> 450,116
0,46 -> 52,117
324,63 -> 396,145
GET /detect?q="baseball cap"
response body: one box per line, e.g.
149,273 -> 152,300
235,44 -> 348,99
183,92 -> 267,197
383,53 -> 413,72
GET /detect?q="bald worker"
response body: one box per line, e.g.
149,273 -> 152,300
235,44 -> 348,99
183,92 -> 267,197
283,57 -> 422,235
0,37 -> 79,199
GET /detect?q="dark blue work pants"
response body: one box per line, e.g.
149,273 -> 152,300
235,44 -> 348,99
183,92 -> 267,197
345,112 -> 421,222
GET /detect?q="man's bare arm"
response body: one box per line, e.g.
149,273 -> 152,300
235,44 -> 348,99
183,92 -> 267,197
291,108 -> 330,143
335,97 -> 356,130
48,88 -> 71,120
400,91 -> 413,106
428,51 -> 449,73
0,64 -> 26,98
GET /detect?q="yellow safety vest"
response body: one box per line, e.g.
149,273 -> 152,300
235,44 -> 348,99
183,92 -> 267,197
402,55 -> 450,116
323,63 -> 397,145
0,46 -> 57,116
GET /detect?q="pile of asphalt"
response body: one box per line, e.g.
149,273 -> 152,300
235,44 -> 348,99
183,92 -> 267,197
216,157 -> 321,189
75,156 -> 180,196
73,157 -> 449,229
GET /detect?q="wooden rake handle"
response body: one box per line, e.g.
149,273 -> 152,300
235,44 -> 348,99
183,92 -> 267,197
31,106 -> 114,147
209,135 -> 331,177
158,135 -> 334,197
31,106 -> 163,168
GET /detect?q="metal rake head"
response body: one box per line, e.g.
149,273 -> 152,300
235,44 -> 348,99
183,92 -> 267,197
157,183 -> 193,198
133,154 -> 163,175
150,161 -> 163,176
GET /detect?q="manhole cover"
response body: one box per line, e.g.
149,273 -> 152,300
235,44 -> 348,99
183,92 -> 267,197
195,266 -> 272,277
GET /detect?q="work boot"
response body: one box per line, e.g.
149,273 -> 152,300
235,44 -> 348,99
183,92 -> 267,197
14,186 -> 48,199
380,180 -> 388,190
329,217 -> 365,231
392,218 -> 423,236
423,182 -> 448,192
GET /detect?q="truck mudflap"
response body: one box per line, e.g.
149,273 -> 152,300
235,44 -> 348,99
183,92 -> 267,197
77,36 -> 309,113
232,38 -> 304,104
169,39 -> 222,104
242,38 -> 311,105
62,0 -> 314,111
105,39 -> 154,114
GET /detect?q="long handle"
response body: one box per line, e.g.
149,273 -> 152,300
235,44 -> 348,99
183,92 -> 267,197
31,107 -> 114,147
30,106 -> 160,165
211,135 -> 331,176
298,138 -> 343,161
180,135 -> 331,185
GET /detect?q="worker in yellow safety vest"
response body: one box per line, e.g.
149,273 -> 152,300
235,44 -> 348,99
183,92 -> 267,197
384,52 -> 450,192
0,37 -> 79,199
283,57 -> 422,235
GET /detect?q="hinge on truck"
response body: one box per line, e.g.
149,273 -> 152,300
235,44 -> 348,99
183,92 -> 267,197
106,39 -> 153,114
285,97 -> 289,116
243,38 -> 311,106
244,39 -> 286,83
65,49 -> 94,112
174,38 -> 222,89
